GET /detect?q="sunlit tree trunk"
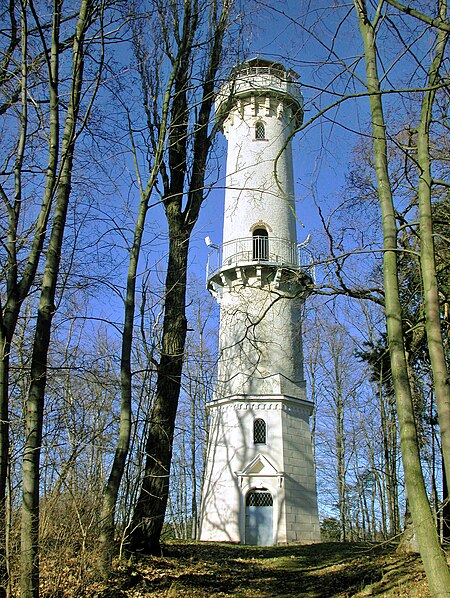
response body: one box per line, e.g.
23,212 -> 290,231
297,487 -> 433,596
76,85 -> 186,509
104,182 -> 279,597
354,0 -> 450,593
0,3 -> 56,592
415,0 -> 450,492
20,1 -> 95,595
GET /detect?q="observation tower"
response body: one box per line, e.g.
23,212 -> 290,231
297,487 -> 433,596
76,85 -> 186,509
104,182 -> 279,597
199,58 -> 320,545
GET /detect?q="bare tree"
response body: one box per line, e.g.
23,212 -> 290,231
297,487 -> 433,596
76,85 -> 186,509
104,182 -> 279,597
0,0 -> 110,594
414,0 -> 450,495
126,0 -> 238,555
353,0 -> 450,592
15,1 -> 107,595
0,4 -> 52,592
97,0 -> 177,572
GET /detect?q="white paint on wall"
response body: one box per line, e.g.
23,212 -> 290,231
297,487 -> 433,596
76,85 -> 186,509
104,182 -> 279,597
199,59 -> 320,545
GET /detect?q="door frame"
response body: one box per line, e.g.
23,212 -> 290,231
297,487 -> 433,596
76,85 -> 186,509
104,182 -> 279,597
245,487 -> 274,545
239,480 -> 278,545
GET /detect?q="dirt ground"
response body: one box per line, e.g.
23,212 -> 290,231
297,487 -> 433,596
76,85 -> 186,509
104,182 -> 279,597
73,541 -> 434,598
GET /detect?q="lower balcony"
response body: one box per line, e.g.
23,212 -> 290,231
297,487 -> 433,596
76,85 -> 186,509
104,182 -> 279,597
206,236 -> 313,284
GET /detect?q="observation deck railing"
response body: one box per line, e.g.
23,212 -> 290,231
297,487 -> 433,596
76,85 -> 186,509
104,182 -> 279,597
206,236 -> 313,282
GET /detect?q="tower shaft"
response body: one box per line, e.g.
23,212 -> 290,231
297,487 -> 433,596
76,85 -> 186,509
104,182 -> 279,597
200,59 -> 320,545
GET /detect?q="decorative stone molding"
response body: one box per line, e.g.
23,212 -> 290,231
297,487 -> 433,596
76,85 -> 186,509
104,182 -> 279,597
207,398 -> 312,417
249,220 -> 273,233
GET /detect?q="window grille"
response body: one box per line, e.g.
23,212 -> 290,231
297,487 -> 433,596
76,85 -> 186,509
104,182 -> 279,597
255,122 -> 265,140
254,418 -> 266,444
252,229 -> 269,261
246,490 -> 273,507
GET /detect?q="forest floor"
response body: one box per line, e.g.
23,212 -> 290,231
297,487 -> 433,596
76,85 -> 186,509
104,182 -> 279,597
36,540 -> 439,598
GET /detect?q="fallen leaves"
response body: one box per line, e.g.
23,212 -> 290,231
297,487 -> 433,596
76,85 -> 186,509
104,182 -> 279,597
8,540 -> 440,597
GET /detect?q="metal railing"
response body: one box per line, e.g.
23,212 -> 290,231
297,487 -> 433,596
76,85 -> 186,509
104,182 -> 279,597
206,236 -> 313,281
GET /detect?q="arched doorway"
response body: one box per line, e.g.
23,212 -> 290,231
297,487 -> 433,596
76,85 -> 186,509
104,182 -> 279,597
245,488 -> 273,545
252,228 -> 269,261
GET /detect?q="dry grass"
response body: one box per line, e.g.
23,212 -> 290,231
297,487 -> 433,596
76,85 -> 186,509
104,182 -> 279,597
19,540 -> 438,597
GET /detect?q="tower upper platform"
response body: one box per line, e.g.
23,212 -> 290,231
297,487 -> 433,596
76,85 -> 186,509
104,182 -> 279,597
206,237 -> 313,294
215,58 -> 303,129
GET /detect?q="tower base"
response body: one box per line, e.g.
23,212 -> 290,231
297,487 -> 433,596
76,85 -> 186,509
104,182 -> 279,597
199,395 -> 320,545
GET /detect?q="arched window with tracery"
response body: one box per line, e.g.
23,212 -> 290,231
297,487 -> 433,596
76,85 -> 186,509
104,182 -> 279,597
254,418 -> 266,444
255,121 -> 265,140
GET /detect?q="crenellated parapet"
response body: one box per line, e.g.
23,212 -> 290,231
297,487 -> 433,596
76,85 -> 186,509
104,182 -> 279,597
216,58 -> 303,129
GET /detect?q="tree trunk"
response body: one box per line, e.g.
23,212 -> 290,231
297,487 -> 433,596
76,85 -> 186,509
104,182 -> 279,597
127,0 -> 231,555
336,395 -> 346,542
354,1 -> 450,594
189,360 -> 198,540
386,394 -> 400,536
129,230 -> 189,554
0,2 -> 56,591
20,2 -> 93,595
97,35 -> 179,575
97,153 -> 156,575
0,342 -> 10,598
415,0 -> 450,492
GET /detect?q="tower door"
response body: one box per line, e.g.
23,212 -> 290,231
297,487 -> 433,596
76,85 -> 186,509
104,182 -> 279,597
245,489 -> 273,546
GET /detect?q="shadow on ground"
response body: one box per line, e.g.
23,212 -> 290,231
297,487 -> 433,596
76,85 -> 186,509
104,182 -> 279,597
90,541 -> 429,598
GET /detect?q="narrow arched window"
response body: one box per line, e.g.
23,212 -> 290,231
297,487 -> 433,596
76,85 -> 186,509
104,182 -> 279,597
252,228 -> 268,261
255,121 -> 265,140
254,419 -> 266,444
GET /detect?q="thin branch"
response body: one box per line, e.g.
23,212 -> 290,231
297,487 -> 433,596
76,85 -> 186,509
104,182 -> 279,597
385,0 -> 450,33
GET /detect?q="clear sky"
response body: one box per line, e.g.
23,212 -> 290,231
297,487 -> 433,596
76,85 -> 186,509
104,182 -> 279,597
195,1 -> 365,277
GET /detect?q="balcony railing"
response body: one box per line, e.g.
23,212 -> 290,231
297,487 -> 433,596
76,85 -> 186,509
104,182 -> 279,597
206,236 -> 313,281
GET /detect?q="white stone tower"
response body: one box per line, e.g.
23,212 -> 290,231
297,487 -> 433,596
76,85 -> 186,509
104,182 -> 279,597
199,59 -> 320,545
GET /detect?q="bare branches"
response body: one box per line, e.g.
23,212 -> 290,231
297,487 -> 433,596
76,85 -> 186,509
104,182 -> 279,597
385,0 -> 450,33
